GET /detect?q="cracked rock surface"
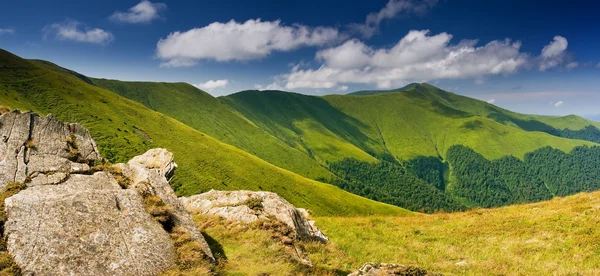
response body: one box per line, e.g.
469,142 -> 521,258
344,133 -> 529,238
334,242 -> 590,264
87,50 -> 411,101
180,190 -> 329,243
0,111 -> 213,275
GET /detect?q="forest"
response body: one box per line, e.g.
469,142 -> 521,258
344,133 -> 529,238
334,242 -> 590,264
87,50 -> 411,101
327,145 -> 600,212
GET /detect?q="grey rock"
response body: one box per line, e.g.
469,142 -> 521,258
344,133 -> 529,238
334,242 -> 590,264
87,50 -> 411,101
116,148 -> 215,263
180,190 -> 328,243
0,110 -> 101,188
348,263 -> 437,276
1,111 -> 215,275
4,174 -> 176,276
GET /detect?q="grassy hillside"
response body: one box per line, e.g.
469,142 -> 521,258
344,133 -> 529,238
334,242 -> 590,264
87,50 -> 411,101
325,86 -> 595,161
171,191 -> 600,275
315,190 -> 600,275
89,78 -> 333,180
222,90 -> 380,164
0,48 -> 407,217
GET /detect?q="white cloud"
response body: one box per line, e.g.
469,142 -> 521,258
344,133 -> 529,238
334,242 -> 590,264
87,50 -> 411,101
566,62 -> 578,70
43,20 -> 114,45
475,78 -> 485,85
0,28 -> 15,35
553,100 -> 564,107
539,36 -> 569,71
541,36 -> 567,58
110,0 -> 166,24
487,98 -> 496,104
350,0 -> 438,38
255,82 -> 284,91
337,85 -> 349,91
283,30 -> 528,89
193,79 -> 229,91
156,19 -> 341,67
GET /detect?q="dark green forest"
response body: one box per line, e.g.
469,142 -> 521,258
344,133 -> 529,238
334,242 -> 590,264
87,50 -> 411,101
327,145 -> 600,212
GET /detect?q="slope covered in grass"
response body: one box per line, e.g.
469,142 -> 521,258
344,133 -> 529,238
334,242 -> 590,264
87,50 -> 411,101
0,49 -> 406,216
324,86 -> 595,160
90,78 -> 332,179
316,190 -> 600,275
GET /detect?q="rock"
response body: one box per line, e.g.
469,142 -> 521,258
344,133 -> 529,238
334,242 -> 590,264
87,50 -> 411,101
455,261 -> 468,266
0,111 -> 101,188
116,148 -> 215,263
1,111 -> 215,275
4,172 -> 176,276
180,190 -> 328,243
349,263 -> 438,276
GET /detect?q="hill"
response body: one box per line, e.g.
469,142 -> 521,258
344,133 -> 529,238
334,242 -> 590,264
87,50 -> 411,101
346,83 -> 419,96
89,78 -> 333,180
0,48 -> 407,217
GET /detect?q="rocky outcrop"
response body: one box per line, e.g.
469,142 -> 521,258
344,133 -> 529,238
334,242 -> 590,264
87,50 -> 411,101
180,190 -> 328,243
116,148 -> 215,262
0,111 -> 214,275
0,110 -> 101,188
348,263 -> 439,276
4,174 -> 176,275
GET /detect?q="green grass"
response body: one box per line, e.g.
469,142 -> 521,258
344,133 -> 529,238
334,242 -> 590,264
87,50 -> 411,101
0,48 -> 406,217
314,190 -> 600,275
324,85 -> 596,161
90,78 -> 333,180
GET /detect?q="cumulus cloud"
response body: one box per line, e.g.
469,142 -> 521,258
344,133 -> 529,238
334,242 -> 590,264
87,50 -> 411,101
194,79 -> 229,91
156,19 -> 341,67
283,30 -> 528,89
43,20 -> 114,45
553,100 -> 564,107
539,36 -> 571,71
0,28 -> 15,35
110,0 -> 166,24
350,0 -> 438,38
255,82 -> 285,91
487,98 -> 496,104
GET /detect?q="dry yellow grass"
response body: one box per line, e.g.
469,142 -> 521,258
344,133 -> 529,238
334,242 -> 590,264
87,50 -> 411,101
314,191 -> 600,275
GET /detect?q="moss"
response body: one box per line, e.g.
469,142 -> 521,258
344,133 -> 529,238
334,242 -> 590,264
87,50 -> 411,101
24,139 -> 36,150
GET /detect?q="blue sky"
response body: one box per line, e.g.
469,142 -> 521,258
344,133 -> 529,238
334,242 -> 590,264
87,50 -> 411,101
0,0 -> 599,116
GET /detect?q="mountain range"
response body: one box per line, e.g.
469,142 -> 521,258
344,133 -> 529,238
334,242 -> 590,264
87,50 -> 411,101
2,48 -> 600,214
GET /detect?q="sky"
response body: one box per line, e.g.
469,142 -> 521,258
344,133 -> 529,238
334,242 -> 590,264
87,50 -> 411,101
0,0 -> 599,117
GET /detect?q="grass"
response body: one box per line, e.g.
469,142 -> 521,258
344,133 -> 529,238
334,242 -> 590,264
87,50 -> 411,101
314,191 -> 600,275
0,48 -> 406,217
90,78 -> 334,180
162,191 -> 600,275
324,85 -> 596,161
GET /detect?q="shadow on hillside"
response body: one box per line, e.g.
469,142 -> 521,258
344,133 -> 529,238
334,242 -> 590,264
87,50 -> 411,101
224,90 -> 379,152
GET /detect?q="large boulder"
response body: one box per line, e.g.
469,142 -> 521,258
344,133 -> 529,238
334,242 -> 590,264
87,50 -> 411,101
4,173 -> 176,275
180,190 -> 328,243
0,111 -> 101,188
0,111 -> 214,275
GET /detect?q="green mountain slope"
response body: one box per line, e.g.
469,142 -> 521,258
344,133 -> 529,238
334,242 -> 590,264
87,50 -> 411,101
325,87 -> 595,161
88,78 -> 333,180
0,48 -> 407,216
347,83 -> 419,96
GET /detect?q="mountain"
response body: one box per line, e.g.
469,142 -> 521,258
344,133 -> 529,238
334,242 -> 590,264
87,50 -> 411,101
90,78 -> 333,180
346,83 -> 419,96
3,48 -> 600,214
0,48 -> 406,217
